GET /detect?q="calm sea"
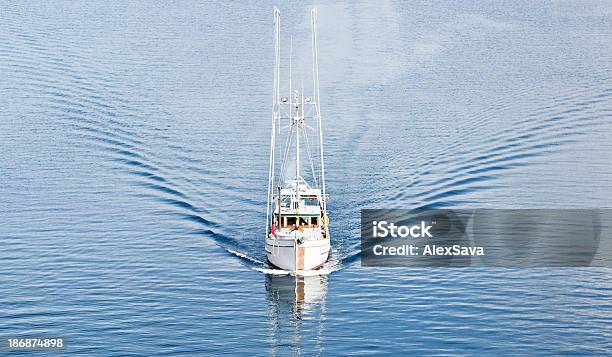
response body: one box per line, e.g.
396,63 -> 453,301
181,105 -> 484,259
1,1 -> 611,355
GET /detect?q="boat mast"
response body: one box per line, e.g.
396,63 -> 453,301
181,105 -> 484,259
310,8 -> 326,215
266,7 -> 281,236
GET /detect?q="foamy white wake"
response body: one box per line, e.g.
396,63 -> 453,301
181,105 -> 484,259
225,247 -> 343,276
251,258 -> 342,276
224,248 -> 267,266
250,266 -> 336,276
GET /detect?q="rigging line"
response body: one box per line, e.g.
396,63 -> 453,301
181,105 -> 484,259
279,118 -> 294,177
311,107 -> 323,187
280,124 -> 295,183
302,124 -> 318,188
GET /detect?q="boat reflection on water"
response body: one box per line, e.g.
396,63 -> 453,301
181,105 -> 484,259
266,274 -> 329,318
265,274 -> 329,356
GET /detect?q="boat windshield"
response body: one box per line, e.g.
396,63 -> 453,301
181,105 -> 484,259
304,197 -> 319,206
276,215 -> 320,229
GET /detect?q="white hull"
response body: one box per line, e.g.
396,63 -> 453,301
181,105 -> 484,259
266,237 -> 330,271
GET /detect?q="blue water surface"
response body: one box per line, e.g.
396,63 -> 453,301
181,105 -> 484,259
1,1 -> 611,355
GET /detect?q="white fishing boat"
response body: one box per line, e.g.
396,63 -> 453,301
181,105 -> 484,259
265,7 -> 330,272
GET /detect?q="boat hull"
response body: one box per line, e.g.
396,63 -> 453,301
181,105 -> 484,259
266,237 -> 330,271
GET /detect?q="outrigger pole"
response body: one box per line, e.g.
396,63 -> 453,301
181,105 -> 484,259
266,7 -> 281,237
310,8 -> 327,216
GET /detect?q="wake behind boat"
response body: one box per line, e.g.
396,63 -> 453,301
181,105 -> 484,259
265,7 -> 330,272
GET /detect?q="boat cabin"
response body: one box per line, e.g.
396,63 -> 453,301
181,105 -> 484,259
272,182 -> 325,236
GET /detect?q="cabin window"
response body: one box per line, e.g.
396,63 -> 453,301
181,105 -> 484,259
298,217 -> 308,227
311,217 -> 318,226
305,197 -> 319,206
286,216 -> 296,227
